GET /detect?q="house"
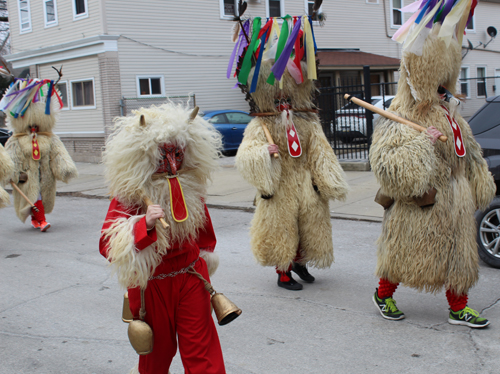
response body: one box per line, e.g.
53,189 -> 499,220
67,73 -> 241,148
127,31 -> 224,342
5,0 -> 500,162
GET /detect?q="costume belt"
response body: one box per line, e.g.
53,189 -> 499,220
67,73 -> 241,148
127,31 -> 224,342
148,258 -> 199,280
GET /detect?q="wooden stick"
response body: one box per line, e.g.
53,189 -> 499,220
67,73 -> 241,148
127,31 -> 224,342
143,196 -> 169,229
10,181 -> 38,212
343,94 -> 448,142
261,123 -> 279,159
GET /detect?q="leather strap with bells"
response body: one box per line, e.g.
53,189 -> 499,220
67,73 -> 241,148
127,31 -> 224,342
168,176 -> 188,222
441,105 -> 466,157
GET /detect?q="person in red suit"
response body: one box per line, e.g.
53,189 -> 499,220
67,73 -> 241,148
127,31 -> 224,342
99,104 -> 225,374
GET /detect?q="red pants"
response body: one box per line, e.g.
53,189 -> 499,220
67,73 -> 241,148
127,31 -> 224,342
128,257 -> 225,374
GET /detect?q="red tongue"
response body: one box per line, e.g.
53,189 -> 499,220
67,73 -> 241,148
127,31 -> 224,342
168,177 -> 188,222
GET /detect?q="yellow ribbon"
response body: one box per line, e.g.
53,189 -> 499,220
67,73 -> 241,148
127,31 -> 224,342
438,0 -> 470,47
303,15 -> 317,81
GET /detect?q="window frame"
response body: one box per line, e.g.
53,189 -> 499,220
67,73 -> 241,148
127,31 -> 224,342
459,66 -> 470,99
466,14 -> 475,33
18,0 -> 32,34
267,0 -> 285,19
136,75 -> 165,98
70,78 -> 96,110
476,66 -> 487,98
305,0 -> 322,22
390,0 -> 404,29
43,0 -> 58,28
72,0 -> 89,21
219,0 -> 238,20
55,80 -> 70,110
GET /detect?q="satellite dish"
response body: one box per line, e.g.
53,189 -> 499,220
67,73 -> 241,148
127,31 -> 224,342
487,26 -> 497,38
467,39 -> 473,50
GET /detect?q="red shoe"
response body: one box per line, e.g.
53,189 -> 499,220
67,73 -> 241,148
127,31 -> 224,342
31,217 -> 41,229
39,221 -> 51,232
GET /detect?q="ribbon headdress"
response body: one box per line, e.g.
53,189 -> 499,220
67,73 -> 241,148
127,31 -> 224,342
392,0 -> 478,55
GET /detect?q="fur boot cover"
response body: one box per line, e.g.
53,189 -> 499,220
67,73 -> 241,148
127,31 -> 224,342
369,25 -> 496,295
236,61 -> 349,271
102,103 -> 222,288
3,81 -> 78,222
0,143 -> 14,208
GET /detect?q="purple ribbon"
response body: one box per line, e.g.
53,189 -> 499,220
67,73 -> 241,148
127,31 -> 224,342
270,17 -> 302,82
227,19 -> 250,79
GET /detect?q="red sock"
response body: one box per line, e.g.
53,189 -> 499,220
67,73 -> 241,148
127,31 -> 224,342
276,264 -> 292,282
446,289 -> 468,312
31,200 -> 46,222
378,279 -> 399,299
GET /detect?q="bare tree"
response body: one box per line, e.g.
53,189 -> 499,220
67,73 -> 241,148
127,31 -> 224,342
0,0 -> 9,56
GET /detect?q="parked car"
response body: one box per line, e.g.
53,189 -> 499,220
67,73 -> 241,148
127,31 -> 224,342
335,95 -> 395,142
469,95 -> 500,268
0,128 -> 12,146
203,110 -> 253,153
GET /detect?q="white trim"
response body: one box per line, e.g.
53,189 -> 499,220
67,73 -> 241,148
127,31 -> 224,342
136,75 -> 165,97
72,0 -> 89,21
390,0 -> 404,29
266,0 -> 285,18
18,0 -> 32,34
476,66 -> 487,98
460,66 -> 471,99
55,80 -> 70,110
69,77 -> 96,110
305,0 -> 322,25
6,35 -> 119,69
219,0 -> 238,20
43,0 -> 58,28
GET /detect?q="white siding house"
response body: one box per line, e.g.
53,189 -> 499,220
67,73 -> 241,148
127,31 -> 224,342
5,0 -> 500,161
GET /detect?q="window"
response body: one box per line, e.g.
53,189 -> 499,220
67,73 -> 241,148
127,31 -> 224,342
391,0 -> 403,28
208,114 -> 228,124
460,67 -> 470,98
137,76 -> 164,97
469,101 -> 500,135
43,0 -> 58,27
477,67 -> 486,97
71,79 -> 95,109
56,81 -> 69,109
466,15 -> 475,32
220,0 -> 238,19
306,0 -> 321,21
18,0 -> 32,33
267,0 -> 283,18
73,0 -> 88,20
226,112 -> 252,124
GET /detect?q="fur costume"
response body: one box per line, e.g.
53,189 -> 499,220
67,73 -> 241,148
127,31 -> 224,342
0,143 -> 14,208
369,25 -> 496,296
236,60 -> 349,272
99,103 -> 225,374
3,80 -> 78,223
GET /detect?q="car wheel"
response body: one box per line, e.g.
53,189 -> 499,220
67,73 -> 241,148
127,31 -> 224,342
475,196 -> 500,268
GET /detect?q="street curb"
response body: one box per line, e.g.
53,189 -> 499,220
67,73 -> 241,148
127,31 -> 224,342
339,161 -> 371,171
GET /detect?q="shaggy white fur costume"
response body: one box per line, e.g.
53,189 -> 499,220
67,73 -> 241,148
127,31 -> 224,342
5,83 -> 78,222
369,26 -> 496,295
236,61 -> 349,271
0,143 -> 14,208
102,103 -> 222,289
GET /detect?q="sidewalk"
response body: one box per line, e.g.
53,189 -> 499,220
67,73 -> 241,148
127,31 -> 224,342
53,157 -> 383,222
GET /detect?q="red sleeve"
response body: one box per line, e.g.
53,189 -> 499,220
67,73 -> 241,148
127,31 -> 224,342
197,204 -> 217,252
99,198 -> 157,259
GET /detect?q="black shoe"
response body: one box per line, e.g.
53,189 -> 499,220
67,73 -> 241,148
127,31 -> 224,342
277,272 -> 303,290
291,262 -> 315,283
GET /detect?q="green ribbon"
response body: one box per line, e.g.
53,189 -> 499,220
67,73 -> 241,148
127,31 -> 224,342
238,17 -> 262,85
267,15 -> 291,85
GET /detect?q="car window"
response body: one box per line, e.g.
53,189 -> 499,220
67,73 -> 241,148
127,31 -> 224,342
208,114 -> 228,124
226,112 -> 252,124
371,99 -> 381,105
382,98 -> 393,109
469,102 -> 500,135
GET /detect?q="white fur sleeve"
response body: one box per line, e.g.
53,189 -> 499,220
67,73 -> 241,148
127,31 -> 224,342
49,135 -> 79,183
200,250 -> 219,277
103,215 -> 161,289
0,144 -> 14,184
236,118 -> 281,196
307,122 -> 349,201
369,118 -> 437,199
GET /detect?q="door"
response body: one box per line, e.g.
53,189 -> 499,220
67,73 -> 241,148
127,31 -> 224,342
208,113 -> 232,150
225,112 -> 253,150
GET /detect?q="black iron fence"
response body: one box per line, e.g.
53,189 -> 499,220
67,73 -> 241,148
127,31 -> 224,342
318,66 -> 397,160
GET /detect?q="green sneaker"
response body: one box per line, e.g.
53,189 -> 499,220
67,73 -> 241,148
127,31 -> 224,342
448,306 -> 490,328
372,289 -> 405,320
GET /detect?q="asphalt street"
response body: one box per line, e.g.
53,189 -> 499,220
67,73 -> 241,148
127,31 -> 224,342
0,197 -> 499,374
